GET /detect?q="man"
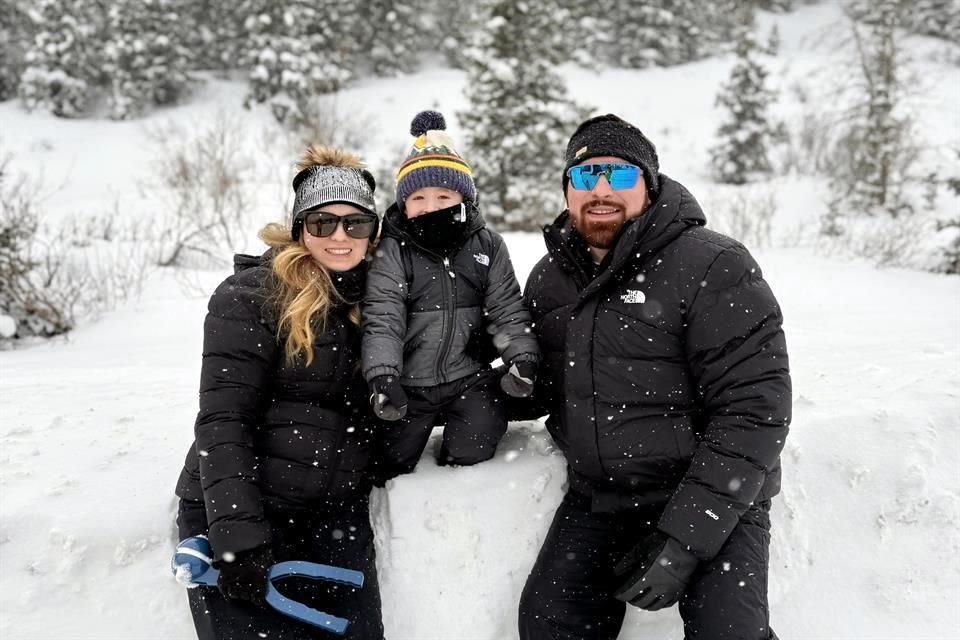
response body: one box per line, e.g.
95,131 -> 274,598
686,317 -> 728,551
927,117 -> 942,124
517,114 -> 790,640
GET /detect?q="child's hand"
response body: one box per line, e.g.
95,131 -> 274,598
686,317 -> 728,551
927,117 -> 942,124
500,360 -> 537,398
369,375 -> 408,421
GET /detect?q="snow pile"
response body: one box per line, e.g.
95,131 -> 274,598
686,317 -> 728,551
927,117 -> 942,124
1,3 -> 959,639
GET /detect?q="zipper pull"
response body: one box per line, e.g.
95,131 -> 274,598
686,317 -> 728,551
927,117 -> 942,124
443,257 -> 455,279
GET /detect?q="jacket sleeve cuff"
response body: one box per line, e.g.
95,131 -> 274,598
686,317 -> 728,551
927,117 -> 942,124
365,365 -> 400,382
508,352 -> 539,365
657,482 -> 741,561
208,519 -> 271,563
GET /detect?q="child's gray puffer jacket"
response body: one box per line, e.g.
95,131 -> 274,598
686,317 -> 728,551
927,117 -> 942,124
362,202 -> 538,387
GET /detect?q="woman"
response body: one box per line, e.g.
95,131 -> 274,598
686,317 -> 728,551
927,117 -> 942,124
173,146 -> 385,639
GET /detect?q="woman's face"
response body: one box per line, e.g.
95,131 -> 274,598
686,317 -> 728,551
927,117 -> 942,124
404,187 -> 464,218
301,203 -> 372,271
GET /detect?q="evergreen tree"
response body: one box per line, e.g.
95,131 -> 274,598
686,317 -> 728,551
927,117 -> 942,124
709,6 -> 782,184
18,0 -> 104,117
907,0 -> 960,43
842,0 -> 914,216
430,0 -> 489,69
358,0 -> 422,76
184,0 -> 246,74
579,0 -> 739,70
691,0 -> 742,59
612,3 -> 689,68
555,0 -> 616,66
458,0 -> 589,230
753,0 -> 794,12
103,0 -> 193,120
244,0 -> 356,124
0,1 -> 30,101
937,149 -> 960,274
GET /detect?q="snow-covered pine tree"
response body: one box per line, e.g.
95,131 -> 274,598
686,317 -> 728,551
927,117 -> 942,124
611,3 -> 687,68
184,0 -> 246,74
430,0 -> 488,69
709,5 -> 781,184
18,0 -> 104,117
906,0 -> 960,43
554,0 -> 616,67
458,0 -> 588,230
357,0 -> 422,76
753,0 -> 794,12
103,0 -> 193,120
938,149 -> 960,273
839,0 -> 914,216
244,0 -> 356,124
594,0 -> 741,69
0,1 -> 30,101
689,0 -> 742,61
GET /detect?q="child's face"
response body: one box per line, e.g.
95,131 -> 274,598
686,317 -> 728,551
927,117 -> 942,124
404,187 -> 464,218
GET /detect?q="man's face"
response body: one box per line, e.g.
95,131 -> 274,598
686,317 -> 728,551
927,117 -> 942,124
565,155 -> 650,250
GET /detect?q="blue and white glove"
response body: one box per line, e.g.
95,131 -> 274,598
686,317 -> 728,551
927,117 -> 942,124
171,535 -> 213,587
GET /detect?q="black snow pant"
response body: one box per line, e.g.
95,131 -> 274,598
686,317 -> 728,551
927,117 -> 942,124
519,490 -> 776,640
187,497 -> 384,640
381,368 -> 507,478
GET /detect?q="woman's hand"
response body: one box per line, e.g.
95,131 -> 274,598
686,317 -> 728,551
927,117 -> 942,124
216,545 -> 275,607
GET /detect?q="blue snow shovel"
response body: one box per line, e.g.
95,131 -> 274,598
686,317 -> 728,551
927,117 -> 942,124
172,536 -> 364,636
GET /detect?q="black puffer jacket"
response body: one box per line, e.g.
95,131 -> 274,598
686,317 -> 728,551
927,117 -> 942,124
174,254 -> 378,561
362,203 -> 538,387
524,175 -> 791,561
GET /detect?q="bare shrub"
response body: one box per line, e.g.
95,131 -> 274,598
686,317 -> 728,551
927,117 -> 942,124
817,213 -> 927,269
702,186 -> 778,250
280,95 -> 375,154
143,111 -> 255,268
1,154 -> 151,341
778,87 -> 839,177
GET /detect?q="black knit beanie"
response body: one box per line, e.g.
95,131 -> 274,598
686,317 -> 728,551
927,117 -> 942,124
562,114 -> 660,197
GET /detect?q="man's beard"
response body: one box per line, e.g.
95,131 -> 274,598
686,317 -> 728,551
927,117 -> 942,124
571,200 -> 626,249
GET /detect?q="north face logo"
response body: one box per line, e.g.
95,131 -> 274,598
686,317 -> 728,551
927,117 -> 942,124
620,290 -> 646,304
474,253 -> 490,266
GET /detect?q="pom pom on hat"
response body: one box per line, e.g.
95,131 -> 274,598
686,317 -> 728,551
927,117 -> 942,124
396,110 -> 477,209
410,110 -> 446,137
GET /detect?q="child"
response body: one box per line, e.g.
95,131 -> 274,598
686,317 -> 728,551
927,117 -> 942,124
362,110 -> 539,478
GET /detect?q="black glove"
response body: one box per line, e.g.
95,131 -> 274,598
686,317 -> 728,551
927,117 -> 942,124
216,545 -> 274,607
613,532 -> 699,611
500,360 -> 537,398
369,374 -> 408,421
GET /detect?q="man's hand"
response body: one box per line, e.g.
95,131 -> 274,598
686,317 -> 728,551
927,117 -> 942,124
500,360 -> 537,398
216,545 -> 274,607
613,532 -> 699,611
369,375 -> 408,421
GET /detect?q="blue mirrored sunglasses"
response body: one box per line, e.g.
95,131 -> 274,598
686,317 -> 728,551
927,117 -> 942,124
567,163 -> 641,191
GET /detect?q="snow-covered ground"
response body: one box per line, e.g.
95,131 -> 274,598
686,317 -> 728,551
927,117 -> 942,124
2,4 -> 959,639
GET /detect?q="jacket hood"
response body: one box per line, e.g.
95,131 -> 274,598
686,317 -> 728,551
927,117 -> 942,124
232,251 -> 271,274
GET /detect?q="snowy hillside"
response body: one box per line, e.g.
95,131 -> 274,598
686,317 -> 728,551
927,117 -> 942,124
2,4 -> 959,639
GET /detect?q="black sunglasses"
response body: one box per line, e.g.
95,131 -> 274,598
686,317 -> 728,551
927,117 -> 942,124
302,211 -> 378,239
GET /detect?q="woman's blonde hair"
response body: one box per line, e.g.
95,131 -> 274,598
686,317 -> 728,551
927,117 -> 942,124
260,144 -> 370,366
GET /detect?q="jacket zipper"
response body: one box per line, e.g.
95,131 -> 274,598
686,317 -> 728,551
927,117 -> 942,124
435,255 -> 457,384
